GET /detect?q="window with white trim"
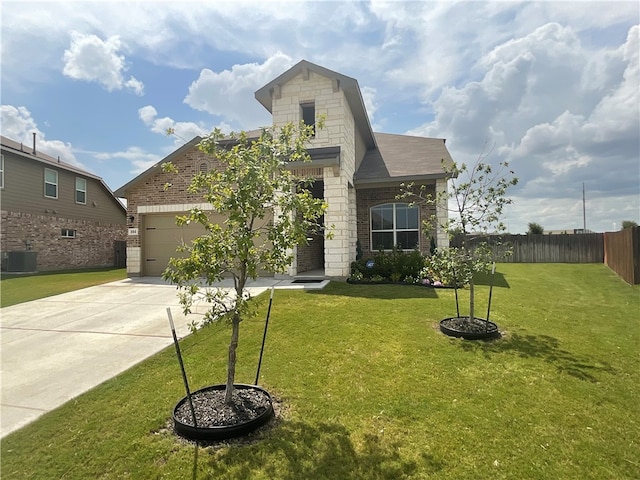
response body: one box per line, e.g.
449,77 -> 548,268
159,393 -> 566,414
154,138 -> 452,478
61,229 -> 76,238
44,168 -> 58,198
370,203 -> 419,250
75,177 -> 87,204
0,154 -> 4,189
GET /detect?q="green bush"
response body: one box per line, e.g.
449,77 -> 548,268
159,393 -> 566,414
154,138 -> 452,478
349,248 -> 425,283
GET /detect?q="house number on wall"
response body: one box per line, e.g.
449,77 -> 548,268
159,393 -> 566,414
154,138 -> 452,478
128,228 -> 139,236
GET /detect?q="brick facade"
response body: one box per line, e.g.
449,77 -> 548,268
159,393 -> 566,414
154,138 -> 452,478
356,184 -> 436,259
123,148 -> 220,275
125,149 -> 216,248
296,230 -> 324,272
1,210 -> 127,271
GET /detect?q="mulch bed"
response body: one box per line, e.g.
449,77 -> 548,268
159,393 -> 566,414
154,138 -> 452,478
440,316 -> 497,334
158,390 -> 285,449
174,387 -> 271,428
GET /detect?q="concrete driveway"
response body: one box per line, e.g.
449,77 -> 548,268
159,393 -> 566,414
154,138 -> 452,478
0,276 -> 287,438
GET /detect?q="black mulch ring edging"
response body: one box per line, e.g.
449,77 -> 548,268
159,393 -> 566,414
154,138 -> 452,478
346,279 -> 455,288
440,316 -> 501,340
173,384 -> 274,441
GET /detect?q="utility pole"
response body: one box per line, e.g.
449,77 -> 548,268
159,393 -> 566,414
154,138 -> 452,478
582,182 -> 586,233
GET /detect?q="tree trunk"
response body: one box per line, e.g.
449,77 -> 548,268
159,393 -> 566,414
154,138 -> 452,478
469,280 -> 475,321
225,265 -> 247,405
224,313 -> 240,405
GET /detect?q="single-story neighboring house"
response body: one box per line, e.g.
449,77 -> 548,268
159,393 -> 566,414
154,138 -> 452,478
115,60 -> 454,278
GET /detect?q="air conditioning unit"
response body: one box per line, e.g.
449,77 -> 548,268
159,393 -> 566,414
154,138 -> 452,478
6,251 -> 38,272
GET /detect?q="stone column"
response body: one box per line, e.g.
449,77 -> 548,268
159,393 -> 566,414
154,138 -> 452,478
435,178 -> 450,248
323,168 -> 350,277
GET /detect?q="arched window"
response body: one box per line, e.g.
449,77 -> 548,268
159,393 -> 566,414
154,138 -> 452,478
199,162 -> 209,173
370,203 -> 419,250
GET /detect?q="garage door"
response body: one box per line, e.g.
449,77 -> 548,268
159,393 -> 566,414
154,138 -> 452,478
142,213 -> 211,276
142,211 -> 274,276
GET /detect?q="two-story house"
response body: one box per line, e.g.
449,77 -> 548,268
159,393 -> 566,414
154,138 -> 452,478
115,60 -> 454,278
1,135 -> 127,272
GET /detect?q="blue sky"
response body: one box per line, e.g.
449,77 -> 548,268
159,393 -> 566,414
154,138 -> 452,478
1,0 -> 638,233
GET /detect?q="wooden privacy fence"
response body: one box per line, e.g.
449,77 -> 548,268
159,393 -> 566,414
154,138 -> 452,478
604,227 -> 640,285
451,233 -> 604,263
451,231 -> 640,284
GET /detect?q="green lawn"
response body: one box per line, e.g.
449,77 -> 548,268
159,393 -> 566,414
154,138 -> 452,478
1,264 -> 638,479
0,267 -> 126,307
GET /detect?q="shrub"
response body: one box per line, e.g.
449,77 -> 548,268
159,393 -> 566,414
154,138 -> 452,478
349,248 -> 426,283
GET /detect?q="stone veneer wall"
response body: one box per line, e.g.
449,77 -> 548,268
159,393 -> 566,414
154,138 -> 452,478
348,185 -> 358,266
323,167 -> 352,277
435,178 -> 450,248
355,184 -> 437,259
271,71 -> 357,277
1,210 -> 126,271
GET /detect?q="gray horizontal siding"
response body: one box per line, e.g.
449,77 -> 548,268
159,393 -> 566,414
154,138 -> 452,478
1,152 -> 125,224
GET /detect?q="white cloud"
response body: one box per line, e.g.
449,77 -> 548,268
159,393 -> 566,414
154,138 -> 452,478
95,147 -> 161,175
512,110 -> 586,158
542,147 -> 592,176
138,105 -> 227,144
0,105 -> 85,169
124,77 -> 145,96
360,86 -> 380,130
583,26 -> 640,145
138,105 -> 159,126
183,53 -> 294,129
402,19 -> 639,233
1,105 -> 39,137
1,1 -> 638,233
409,22 -> 639,188
62,31 -> 144,95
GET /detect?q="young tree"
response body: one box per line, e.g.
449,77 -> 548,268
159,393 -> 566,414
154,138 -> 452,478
162,122 -> 328,404
527,222 -> 544,234
621,220 -> 638,229
400,147 -> 518,323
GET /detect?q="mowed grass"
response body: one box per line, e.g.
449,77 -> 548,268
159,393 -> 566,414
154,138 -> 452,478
1,264 -> 638,479
0,267 -> 126,307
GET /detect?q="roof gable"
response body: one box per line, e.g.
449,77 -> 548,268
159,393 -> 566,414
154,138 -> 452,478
114,137 -> 202,197
254,59 -> 376,149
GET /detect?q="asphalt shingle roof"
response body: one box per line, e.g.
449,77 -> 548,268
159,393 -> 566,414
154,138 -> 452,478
355,132 -> 453,185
